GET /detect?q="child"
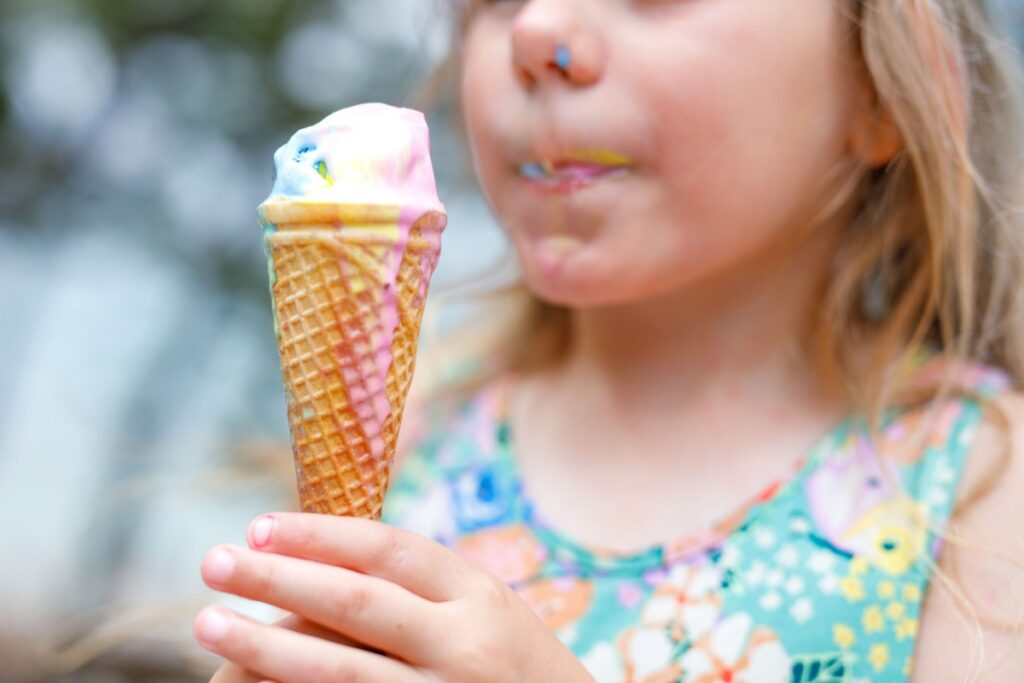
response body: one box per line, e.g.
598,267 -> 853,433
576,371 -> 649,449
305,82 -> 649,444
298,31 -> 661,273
195,0 -> 1024,680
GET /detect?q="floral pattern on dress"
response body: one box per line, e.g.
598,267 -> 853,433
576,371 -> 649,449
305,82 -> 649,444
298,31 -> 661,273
382,354 -> 1010,682
679,614 -> 791,683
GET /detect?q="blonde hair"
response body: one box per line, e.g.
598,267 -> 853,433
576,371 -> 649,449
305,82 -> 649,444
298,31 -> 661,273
413,0 -> 1024,675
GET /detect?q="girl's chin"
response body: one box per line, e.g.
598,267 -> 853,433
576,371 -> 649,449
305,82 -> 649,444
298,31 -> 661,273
519,239 -> 627,308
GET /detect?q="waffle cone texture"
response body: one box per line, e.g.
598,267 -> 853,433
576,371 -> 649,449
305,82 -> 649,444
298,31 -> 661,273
263,202 -> 445,519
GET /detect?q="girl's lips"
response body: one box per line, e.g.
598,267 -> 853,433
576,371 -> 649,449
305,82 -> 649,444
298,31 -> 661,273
517,161 -> 633,193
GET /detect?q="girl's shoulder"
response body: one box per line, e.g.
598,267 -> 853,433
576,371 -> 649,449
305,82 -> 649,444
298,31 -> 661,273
900,356 -> 1024,680
912,397 -> 1024,679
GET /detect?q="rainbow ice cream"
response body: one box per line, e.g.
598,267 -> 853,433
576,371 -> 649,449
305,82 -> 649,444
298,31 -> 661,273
258,103 -> 447,519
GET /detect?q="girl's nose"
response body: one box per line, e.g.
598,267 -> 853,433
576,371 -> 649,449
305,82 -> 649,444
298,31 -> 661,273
510,0 -> 604,90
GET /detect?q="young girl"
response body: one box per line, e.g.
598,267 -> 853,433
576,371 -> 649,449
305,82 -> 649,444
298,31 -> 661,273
195,0 -> 1024,680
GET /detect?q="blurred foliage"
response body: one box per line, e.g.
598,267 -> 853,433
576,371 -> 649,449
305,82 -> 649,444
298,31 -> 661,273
0,0 -> 454,300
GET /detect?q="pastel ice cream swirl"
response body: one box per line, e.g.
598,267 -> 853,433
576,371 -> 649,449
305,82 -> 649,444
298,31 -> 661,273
265,102 -> 444,210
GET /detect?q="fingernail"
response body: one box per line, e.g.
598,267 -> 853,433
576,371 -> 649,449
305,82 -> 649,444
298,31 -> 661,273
206,549 -> 236,584
250,515 -> 276,548
197,606 -> 230,644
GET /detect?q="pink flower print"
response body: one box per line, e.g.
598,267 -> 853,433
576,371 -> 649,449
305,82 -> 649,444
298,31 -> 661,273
455,524 -> 547,583
618,582 -> 645,610
805,436 -> 898,552
516,576 -> 595,631
679,613 -> 791,683
878,401 -> 961,465
466,388 -> 501,456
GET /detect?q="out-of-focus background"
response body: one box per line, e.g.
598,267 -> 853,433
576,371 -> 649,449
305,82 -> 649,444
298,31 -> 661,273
1,1 -> 1022,681
0,1 -> 513,681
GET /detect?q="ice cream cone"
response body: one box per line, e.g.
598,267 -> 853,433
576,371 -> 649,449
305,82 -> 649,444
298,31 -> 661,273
258,104 -> 446,518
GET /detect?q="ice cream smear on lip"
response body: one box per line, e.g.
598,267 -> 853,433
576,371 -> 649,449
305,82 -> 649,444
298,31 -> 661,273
519,149 -> 635,183
259,102 -> 447,473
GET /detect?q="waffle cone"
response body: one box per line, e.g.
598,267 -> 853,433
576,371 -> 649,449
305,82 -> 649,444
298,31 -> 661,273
263,202 -> 445,519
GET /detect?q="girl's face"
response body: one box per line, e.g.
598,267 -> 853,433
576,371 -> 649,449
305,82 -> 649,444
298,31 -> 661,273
461,0 -> 866,307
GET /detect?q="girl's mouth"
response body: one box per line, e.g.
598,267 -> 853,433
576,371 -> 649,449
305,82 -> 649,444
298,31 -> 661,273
518,151 -> 635,193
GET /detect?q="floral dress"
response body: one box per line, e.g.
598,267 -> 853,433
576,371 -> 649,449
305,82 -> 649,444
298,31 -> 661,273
381,355 -> 1011,682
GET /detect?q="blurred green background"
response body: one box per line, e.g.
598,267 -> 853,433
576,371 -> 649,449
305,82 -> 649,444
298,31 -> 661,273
0,1 -> 1021,681
0,1 -> 510,681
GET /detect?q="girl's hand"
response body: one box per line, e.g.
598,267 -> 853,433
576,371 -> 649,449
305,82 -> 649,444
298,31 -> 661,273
194,512 -> 595,683
208,613 -> 359,683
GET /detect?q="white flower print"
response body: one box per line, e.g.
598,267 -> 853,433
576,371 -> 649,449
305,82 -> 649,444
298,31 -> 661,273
559,621 -> 579,647
933,457 -> 956,485
789,597 -> 814,623
679,613 -> 791,683
758,591 -> 783,611
746,561 -> 768,587
817,573 -> 840,595
719,544 -> 742,569
754,528 -> 777,549
765,569 -> 785,588
581,641 -> 626,683
638,562 -> 723,642
774,544 -> 799,569
622,628 -> 677,681
789,516 -> 812,534
617,562 -> 724,682
927,488 -> 950,507
807,550 -> 838,575
396,484 -> 456,541
784,576 -> 805,596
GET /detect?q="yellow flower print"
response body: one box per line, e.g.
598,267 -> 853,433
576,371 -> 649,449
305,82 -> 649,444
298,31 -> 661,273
902,583 -> 922,602
840,576 -> 866,602
877,580 -> 896,599
868,647 -> 892,671
886,601 -> 906,620
833,624 -> 856,650
841,500 -> 928,575
850,556 -> 870,575
862,605 -> 886,634
895,617 -> 919,641
868,643 -> 891,672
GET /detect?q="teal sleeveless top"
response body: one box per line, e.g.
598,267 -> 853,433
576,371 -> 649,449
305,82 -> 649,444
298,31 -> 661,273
382,355 -> 1010,682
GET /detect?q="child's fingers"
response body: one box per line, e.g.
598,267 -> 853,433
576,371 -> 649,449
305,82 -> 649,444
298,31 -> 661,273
202,545 -> 436,662
208,613 -> 360,683
194,606 -> 425,683
246,513 -> 475,602
209,661 -> 264,683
